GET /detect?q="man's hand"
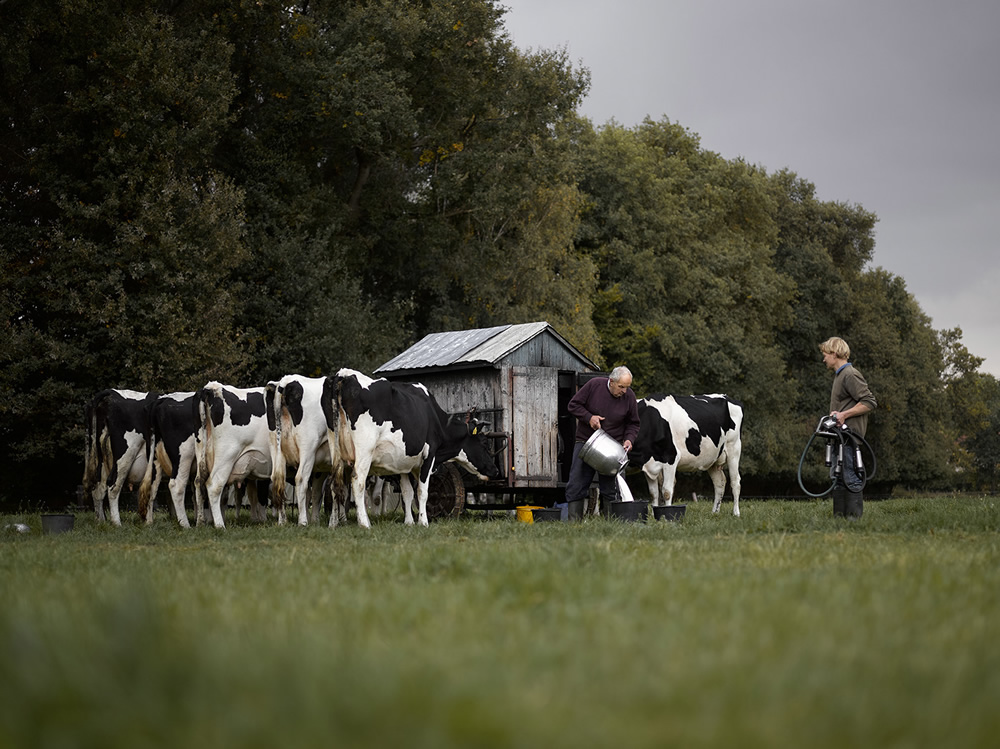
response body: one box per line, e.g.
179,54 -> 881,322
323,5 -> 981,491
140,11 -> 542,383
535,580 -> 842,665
623,440 -> 632,452
589,414 -> 605,430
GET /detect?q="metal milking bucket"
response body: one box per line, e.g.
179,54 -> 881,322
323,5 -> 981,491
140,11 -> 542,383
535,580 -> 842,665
579,429 -> 628,475
579,429 -> 636,503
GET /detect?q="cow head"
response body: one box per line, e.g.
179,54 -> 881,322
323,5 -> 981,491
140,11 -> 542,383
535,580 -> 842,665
447,412 -> 501,480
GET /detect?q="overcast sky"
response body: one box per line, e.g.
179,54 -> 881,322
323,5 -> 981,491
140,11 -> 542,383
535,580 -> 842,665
500,0 -> 1000,377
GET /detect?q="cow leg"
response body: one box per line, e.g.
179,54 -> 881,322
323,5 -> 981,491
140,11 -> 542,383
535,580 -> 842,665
144,463 -> 164,526
727,445 -> 740,517
350,461 -> 373,529
204,475 -> 227,529
659,465 -> 678,509
370,476 -> 382,516
708,463 -> 727,514
167,477 -> 191,528
91,481 -> 108,523
295,455 -> 318,527
414,467 -> 432,527
642,464 -> 662,506
399,475 -> 416,525
308,475 -> 324,525
107,486 -> 124,526
106,465 -> 132,527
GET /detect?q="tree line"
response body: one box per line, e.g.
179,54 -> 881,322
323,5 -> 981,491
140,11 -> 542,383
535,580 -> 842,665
2,0 -> 997,508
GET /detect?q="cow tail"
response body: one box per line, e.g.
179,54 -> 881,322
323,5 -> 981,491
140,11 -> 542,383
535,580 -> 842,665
82,395 -> 100,492
321,375 -> 344,485
137,426 -> 158,521
267,382 -> 287,508
196,385 -> 216,496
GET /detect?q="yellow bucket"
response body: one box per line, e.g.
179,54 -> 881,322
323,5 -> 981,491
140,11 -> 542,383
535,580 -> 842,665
516,506 -> 543,523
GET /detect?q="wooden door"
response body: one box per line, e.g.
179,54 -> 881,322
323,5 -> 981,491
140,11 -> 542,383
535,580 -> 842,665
510,366 -> 558,487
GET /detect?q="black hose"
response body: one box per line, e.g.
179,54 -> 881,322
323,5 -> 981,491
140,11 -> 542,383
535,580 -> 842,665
797,430 -> 836,498
797,418 -> 877,498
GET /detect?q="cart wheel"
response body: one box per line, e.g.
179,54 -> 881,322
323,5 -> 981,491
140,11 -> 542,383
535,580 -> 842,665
426,463 -> 465,520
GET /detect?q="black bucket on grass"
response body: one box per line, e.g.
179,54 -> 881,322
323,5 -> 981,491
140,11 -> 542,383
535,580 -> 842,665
652,504 -> 686,522
532,507 -> 563,522
608,500 -> 648,522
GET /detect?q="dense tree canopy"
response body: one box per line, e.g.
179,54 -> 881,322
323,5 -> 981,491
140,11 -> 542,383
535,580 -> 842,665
1,0 -> 995,506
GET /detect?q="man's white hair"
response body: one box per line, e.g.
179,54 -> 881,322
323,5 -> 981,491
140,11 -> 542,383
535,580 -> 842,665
609,366 -> 632,382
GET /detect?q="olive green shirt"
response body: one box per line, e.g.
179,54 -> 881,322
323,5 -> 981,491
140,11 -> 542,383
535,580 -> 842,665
830,363 -> 877,437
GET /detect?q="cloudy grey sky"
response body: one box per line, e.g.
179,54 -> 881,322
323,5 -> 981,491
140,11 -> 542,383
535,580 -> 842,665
500,0 -> 1000,376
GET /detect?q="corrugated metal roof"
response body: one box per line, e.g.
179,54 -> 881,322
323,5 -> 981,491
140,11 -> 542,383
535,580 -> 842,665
459,321 -> 550,364
376,324 -> 508,372
375,321 -> 595,373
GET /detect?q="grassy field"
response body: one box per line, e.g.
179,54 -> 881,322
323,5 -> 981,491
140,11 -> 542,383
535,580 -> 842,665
2,496 -> 998,749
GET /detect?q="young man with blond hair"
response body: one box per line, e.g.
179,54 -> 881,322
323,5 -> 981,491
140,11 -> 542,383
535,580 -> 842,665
819,337 -> 877,518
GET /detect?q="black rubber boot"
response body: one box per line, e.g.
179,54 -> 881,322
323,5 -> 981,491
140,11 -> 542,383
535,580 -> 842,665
832,486 -> 847,518
846,490 -> 863,520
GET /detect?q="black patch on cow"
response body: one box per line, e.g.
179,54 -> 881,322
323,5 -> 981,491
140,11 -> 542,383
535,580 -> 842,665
265,386 -> 276,431
629,400 -> 679,468
206,390 -> 226,427
685,428 -> 702,457
282,380 -> 305,426
223,388 -> 267,426
150,394 -> 199,477
672,395 -> 737,447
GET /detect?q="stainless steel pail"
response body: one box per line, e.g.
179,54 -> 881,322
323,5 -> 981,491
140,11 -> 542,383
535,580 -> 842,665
578,429 -> 628,475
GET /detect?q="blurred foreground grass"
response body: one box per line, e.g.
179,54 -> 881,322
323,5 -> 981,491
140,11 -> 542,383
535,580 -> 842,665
2,496 -> 999,748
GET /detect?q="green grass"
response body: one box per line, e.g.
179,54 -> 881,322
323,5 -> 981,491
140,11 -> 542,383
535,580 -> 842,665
2,497 -> 999,748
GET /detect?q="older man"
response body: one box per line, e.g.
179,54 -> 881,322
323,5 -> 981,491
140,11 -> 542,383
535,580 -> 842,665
561,366 -> 641,514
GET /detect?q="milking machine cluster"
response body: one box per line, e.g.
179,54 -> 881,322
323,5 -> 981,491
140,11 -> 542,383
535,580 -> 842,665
797,415 -> 877,498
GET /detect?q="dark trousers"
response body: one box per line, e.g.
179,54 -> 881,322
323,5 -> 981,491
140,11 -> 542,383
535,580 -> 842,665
564,441 -> 618,503
832,438 -> 865,518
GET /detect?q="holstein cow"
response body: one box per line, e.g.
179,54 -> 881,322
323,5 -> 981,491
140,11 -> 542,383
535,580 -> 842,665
137,392 -> 204,527
321,368 -> 500,528
628,394 -> 744,516
268,374 -> 332,526
196,382 -> 275,529
83,389 -> 158,525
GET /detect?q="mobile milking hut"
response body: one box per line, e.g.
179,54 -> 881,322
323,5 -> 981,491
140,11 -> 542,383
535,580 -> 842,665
374,321 -> 600,516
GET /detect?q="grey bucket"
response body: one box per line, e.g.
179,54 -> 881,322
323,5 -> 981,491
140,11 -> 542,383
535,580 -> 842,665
578,429 -> 627,475
41,513 -> 75,534
653,504 -> 687,522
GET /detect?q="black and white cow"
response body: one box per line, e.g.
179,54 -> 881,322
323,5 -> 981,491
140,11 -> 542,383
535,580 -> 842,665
321,368 -> 500,527
196,382 -> 275,529
137,391 -> 204,527
82,389 -> 158,525
268,374 -> 332,526
628,394 -> 744,516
